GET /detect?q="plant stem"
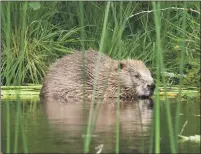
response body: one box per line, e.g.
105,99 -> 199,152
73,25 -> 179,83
152,2 -> 161,153
83,2 -> 111,153
175,1 -> 187,151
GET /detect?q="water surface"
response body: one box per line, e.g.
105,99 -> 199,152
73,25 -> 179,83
1,96 -> 200,153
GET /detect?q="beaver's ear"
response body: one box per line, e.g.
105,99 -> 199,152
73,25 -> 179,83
88,47 -> 95,51
118,62 -> 126,70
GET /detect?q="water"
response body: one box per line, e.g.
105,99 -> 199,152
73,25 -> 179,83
1,96 -> 200,153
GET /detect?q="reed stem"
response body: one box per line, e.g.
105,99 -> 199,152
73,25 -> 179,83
152,2 -> 161,153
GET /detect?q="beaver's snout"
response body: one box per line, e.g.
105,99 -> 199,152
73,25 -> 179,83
147,83 -> 155,95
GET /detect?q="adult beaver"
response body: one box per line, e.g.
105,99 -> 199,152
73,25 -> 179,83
40,49 -> 155,100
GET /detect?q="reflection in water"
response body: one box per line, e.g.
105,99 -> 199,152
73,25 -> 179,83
2,97 -> 200,153
41,97 -> 153,153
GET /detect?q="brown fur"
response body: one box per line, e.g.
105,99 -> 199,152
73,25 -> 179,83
40,49 -> 155,100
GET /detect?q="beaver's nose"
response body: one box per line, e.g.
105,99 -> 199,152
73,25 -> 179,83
147,83 -> 156,91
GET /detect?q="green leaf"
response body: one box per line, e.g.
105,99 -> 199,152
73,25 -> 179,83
29,2 -> 40,10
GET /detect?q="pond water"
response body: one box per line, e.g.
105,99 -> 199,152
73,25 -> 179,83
1,96 -> 200,153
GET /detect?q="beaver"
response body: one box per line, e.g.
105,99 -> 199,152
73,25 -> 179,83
40,49 -> 155,100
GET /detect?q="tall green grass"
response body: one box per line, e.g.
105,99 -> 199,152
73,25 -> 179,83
1,1 -> 200,86
175,1 -> 188,151
2,2 -> 11,153
78,1 -> 88,153
83,2 -> 111,153
1,2 -> 80,85
152,2 -> 161,153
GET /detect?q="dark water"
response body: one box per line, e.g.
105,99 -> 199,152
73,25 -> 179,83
1,97 -> 200,153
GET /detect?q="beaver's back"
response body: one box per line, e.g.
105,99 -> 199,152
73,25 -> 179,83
40,50 -> 112,98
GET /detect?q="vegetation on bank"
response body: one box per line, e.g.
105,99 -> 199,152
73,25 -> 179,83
1,85 -> 199,101
1,1 -> 200,87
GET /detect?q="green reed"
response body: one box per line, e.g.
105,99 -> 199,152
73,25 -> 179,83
83,2 -> 111,153
108,2 -> 135,58
2,2 -> 11,153
175,1 -> 188,151
151,1 -> 192,153
2,2 -> 29,152
14,95 -> 20,153
5,99 -> 10,153
152,2 -> 161,153
14,96 -> 28,153
18,2 -> 28,85
78,0 -> 87,152
16,2 -> 28,152
81,2 -> 137,153
1,2 -> 79,86
1,2 -> 199,86
152,1 -> 177,153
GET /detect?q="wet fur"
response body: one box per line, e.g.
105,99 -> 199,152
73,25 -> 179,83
40,50 -> 154,100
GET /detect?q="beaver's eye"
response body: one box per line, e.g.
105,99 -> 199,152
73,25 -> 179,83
134,73 -> 140,78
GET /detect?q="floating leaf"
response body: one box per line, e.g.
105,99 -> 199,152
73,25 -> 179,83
178,135 -> 200,143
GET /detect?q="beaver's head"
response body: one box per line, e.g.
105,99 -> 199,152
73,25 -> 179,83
117,59 -> 155,98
